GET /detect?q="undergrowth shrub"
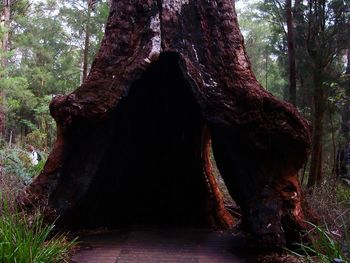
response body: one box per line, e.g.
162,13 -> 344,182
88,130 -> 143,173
0,144 -> 75,263
0,198 -> 76,263
0,173 -> 25,212
291,221 -> 349,263
337,184 -> 350,205
25,130 -> 47,150
296,181 -> 350,262
0,147 -> 33,184
0,145 -> 47,186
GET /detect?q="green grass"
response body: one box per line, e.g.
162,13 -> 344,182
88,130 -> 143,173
336,183 -> 350,205
289,221 -> 349,263
0,198 -> 76,263
300,179 -> 350,262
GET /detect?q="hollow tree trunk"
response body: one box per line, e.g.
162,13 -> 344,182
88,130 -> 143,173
23,0 -> 311,249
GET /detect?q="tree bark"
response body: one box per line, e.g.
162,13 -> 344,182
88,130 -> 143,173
23,0 -> 311,249
1,0 -> 10,66
336,50 -> 350,178
286,0 -> 297,106
0,0 -> 10,137
293,0 -> 313,110
308,68 -> 325,187
82,0 -> 92,84
202,124 -> 234,229
305,0 -> 330,188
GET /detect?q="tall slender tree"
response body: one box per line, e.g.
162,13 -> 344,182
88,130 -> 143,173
59,0 -> 108,85
1,0 -> 10,67
286,0 -> 296,105
0,0 -> 11,137
258,0 -> 350,187
306,0 -> 350,187
82,0 -> 94,83
337,50 -> 350,178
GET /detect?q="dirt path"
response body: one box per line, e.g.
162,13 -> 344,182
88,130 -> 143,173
71,228 -> 258,263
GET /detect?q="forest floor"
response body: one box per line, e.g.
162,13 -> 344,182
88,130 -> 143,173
70,227 -> 301,263
70,227 -> 258,263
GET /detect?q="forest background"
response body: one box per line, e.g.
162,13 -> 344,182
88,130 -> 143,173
2,0 -> 350,187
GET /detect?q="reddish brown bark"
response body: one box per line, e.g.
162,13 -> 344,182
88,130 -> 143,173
23,0 -> 311,249
202,124 -> 234,229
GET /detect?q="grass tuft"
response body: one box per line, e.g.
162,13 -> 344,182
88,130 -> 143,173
0,196 -> 76,263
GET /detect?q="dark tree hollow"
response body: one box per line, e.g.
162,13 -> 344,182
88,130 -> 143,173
52,53 -> 210,228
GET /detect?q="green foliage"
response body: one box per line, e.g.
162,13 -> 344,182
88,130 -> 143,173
336,184 -> 350,205
242,0 -> 350,186
237,1 -> 287,99
28,160 -> 46,178
1,0 -> 108,149
0,147 -> 32,184
0,142 -> 47,183
58,0 -> 109,66
25,129 -> 49,150
299,180 -> 350,263
0,148 -> 74,263
0,197 -> 76,263
290,221 -> 349,263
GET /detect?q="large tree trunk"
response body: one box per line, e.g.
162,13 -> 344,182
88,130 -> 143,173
23,0 -> 311,249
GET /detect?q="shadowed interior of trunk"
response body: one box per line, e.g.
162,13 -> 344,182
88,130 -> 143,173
55,53 -> 210,228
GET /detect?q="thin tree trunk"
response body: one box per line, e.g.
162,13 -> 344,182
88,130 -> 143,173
308,69 -> 325,187
82,0 -> 92,83
1,0 -> 10,66
0,92 -> 5,138
286,0 -> 297,105
329,102 -> 336,178
0,0 -> 10,137
293,0 -> 313,111
335,50 -> 350,178
9,130 -> 12,147
300,155 -> 309,186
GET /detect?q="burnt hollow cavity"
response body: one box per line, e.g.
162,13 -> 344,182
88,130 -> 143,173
55,53 -> 211,228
